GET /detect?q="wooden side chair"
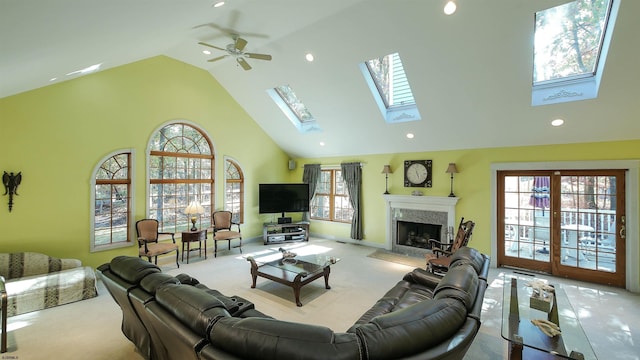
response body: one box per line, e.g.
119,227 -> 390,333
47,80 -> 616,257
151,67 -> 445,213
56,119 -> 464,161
427,217 -> 475,275
211,211 -> 243,257
136,219 -> 179,268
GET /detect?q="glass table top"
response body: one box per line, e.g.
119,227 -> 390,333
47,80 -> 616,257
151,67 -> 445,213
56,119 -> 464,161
501,275 -> 597,360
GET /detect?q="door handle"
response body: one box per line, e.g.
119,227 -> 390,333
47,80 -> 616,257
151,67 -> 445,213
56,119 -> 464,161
620,215 -> 626,239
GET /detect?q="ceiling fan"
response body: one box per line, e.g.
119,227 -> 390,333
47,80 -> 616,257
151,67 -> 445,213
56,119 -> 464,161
198,36 -> 272,70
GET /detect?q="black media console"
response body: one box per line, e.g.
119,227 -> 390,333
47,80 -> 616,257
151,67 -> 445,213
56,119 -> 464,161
263,222 -> 309,244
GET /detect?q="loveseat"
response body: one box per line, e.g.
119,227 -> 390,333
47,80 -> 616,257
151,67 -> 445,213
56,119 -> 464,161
0,252 -> 98,317
99,246 -> 489,360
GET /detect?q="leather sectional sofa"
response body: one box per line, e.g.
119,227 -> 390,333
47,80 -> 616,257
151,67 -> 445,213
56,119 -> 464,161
98,246 -> 489,360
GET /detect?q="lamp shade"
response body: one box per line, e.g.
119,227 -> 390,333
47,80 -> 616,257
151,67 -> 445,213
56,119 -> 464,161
184,201 -> 204,215
381,165 -> 392,174
445,163 -> 458,174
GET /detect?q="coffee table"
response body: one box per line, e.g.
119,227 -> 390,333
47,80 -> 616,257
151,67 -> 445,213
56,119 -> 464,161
501,275 -> 597,360
246,254 -> 339,306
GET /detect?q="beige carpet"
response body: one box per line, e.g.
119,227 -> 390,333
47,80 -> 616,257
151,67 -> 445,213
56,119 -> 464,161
367,249 -> 426,268
2,238 -> 638,359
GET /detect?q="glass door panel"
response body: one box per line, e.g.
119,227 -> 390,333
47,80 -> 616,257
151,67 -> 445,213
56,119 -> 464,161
559,174 -> 619,274
498,170 -> 625,287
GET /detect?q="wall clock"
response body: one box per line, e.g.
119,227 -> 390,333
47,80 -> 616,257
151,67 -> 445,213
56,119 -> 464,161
404,160 -> 432,187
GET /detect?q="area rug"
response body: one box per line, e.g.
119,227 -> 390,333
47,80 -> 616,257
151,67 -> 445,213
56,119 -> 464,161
367,250 -> 425,269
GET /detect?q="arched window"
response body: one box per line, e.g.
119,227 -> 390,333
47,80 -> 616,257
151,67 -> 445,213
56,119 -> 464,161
224,158 -> 244,223
91,150 -> 133,252
148,123 -> 214,232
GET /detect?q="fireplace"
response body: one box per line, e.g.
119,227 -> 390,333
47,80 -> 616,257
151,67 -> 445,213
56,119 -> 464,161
397,221 -> 442,250
383,195 -> 459,257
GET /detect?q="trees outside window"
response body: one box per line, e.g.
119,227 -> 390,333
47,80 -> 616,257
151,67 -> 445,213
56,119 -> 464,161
148,123 -> 214,232
91,151 -> 132,251
224,158 -> 244,223
310,169 -> 353,223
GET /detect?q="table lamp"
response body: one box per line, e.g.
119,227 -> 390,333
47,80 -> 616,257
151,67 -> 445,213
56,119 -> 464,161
184,201 -> 205,231
445,163 -> 458,197
381,165 -> 392,194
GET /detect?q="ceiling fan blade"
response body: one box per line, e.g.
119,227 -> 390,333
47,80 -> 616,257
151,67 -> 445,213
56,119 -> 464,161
234,37 -> 248,52
207,55 -> 228,62
236,57 -> 252,70
198,41 -> 226,51
245,53 -> 272,61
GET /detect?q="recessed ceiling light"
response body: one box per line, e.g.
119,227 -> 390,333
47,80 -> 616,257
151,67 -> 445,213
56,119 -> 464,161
551,119 -> 564,126
49,77 -> 57,82
305,53 -> 314,62
406,133 -> 415,139
213,1 -> 225,7
203,50 -> 211,55
319,141 -> 325,147
444,1 -> 457,15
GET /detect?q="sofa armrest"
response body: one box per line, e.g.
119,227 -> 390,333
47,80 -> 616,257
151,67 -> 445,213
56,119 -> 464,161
403,268 -> 442,288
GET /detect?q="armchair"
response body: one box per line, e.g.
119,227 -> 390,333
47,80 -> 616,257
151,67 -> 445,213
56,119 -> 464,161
136,219 -> 179,268
211,211 -> 243,257
427,217 -> 475,274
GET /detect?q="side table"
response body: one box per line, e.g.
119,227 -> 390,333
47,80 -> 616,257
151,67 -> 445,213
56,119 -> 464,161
181,229 -> 207,264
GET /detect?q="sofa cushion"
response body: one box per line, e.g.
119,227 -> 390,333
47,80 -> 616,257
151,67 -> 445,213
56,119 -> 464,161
156,284 -> 230,337
0,252 -> 81,280
355,298 -> 467,360
209,317 -> 362,360
139,273 -> 180,294
4,266 -> 97,316
433,264 -> 479,311
449,247 -> 486,276
109,256 -> 160,284
175,273 -> 200,285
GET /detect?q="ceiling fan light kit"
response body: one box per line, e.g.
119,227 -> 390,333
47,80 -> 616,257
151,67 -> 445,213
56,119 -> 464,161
198,36 -> 272,71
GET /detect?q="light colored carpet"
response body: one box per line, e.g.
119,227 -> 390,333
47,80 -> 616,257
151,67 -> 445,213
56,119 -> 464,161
2,238 -> 639,359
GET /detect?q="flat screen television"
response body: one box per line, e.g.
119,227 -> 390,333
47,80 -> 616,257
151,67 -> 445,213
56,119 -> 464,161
259,183 -> 310,217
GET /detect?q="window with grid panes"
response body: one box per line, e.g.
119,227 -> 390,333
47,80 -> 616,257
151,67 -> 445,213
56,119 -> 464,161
148,123 -> 214,233
310,169 -> 353,223
92,151 -> 131,251
224,158 -> 244,223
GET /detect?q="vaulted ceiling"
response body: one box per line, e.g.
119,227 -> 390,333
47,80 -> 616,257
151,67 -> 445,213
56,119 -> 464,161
2,0 -> 639,158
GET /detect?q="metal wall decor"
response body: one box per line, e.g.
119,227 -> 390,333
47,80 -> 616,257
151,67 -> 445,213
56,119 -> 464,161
3,171 -> 22,212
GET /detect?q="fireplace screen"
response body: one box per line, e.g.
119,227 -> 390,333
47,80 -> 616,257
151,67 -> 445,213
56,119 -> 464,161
396,221 -> 442,249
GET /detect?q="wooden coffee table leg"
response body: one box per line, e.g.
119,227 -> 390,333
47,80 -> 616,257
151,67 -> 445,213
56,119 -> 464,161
323,266 -> 331,289
293,273 -> 304,306
247,257 -> 258,288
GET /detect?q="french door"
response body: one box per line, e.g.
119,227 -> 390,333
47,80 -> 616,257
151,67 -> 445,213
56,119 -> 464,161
497,170 -> 626,287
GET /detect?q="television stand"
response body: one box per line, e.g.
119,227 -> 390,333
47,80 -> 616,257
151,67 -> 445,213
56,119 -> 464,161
263,222 -> 309,245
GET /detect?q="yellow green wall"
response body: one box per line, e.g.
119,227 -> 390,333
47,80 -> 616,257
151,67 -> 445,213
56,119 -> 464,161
294,140 -> 640,258
0,56 -> 289,267
1,56 -> 638,274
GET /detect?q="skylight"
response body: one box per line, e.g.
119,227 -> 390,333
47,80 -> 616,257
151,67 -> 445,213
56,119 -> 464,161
267,85 -> 321,133
532,0 -> 619,106
360,52 -> 421,123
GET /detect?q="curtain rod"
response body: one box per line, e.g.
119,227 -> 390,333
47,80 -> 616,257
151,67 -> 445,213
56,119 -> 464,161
321,162 -> 366,169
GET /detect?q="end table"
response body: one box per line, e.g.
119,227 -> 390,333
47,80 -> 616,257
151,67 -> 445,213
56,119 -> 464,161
181,229 -> 207,263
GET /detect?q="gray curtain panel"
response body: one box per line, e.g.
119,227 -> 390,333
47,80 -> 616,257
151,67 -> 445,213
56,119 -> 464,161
341,162 -> 363,240
302,164 -> 321,221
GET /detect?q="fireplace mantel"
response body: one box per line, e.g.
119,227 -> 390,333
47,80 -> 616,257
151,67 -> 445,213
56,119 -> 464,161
382,195 -> 459,251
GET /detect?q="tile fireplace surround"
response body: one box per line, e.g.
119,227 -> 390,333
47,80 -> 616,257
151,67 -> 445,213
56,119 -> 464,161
382,195 -> 459,257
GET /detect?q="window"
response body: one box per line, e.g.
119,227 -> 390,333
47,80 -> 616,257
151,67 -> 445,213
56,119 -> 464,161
91,151 -> 132,252
267,85 -> 322,133
224,158 -> 244,223
310,169 -> 353,223
532,0 -> 619,106
148,123 -> 214,233
360,52 -> 421,123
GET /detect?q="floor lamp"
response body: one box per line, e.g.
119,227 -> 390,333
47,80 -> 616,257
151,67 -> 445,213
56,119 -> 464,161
446,163 -> 458,197
381,165 -> 392,194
